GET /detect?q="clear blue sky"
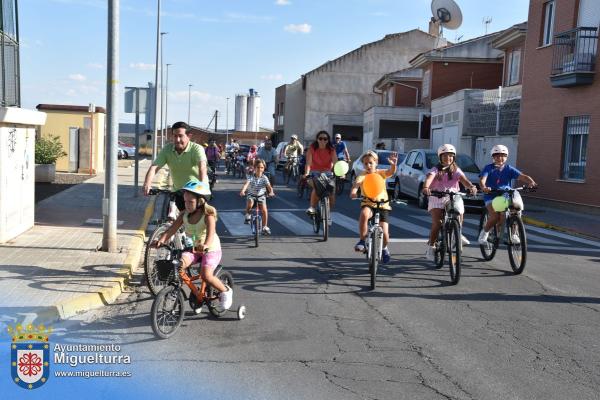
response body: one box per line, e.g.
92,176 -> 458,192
20,0 -> 529,130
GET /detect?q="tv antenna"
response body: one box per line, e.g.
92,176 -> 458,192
483,17 -> 492,34
430,0 -> 463,37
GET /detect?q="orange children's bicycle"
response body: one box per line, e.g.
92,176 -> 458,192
150,245 -> 246,339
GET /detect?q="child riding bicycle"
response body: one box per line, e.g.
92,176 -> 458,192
422,144 -> 477,261
350,150 -> 398,264
152,179 -> 232,310
478,144 -> 537,245
240,159 -> 275,235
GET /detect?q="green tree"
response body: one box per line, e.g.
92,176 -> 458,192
35,135 -> 67,164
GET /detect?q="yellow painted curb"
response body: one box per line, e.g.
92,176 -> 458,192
523,215 -> 599,240
44,196 -> 158,323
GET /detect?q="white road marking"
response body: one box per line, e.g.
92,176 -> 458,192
330,212 -> 359,234
270,212 -> 315,236
387,215 -> 431,237
219,212 -> 251,236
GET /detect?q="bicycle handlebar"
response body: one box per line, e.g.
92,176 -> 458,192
353,197 -> 407,206
148,188 -> 173,196
487,185 -> 537,196
429,190 -> 472,199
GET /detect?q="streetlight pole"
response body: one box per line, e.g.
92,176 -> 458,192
151,0 -> 161,161
160,31 -> 168,149
226,97 -> 229,145
187,84 -> 192,125
103,0 -> 119,252
165,63 -> 171,142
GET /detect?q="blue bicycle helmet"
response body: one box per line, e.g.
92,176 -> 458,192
181,179 -> 211,200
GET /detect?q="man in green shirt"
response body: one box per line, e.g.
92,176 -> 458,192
143,121 -> 208,210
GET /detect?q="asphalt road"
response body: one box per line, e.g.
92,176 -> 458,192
51,168 -> 600,400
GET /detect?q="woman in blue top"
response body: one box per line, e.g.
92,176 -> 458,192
478,144 -> 537,245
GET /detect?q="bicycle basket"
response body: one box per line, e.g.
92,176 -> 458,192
313,174 -> 334,199
155,259 -> 174,281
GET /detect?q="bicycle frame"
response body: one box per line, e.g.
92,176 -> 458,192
430,190 -> 467,285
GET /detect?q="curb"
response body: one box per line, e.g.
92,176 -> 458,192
31,196 -> 157,326
522,215 -> 600,241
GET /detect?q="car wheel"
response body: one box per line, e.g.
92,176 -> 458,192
123,150 -> 129,159
417,184 -> 428,209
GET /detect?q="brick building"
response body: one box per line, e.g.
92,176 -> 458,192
518,0 -> 600,207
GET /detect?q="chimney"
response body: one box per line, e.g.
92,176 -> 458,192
429,17 -> 440,37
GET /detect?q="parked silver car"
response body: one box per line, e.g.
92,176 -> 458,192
394,149 -> 483,208
350,150 -> 406,191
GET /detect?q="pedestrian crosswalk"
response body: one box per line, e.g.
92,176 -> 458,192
217,208 -> 600,253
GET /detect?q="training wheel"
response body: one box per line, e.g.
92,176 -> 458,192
237,304 -> 247,320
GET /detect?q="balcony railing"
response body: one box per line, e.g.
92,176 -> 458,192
550,27 -> 598,87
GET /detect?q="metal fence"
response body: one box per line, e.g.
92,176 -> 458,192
464,86 -> 522,136
551,27 -> 598,76
0,0 -> 19,107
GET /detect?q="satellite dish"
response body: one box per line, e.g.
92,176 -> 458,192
431,0 -> 463,30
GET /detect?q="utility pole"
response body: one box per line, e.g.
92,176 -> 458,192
151,0 -> 161,161
226,97 -> 229,144
159,31 -> 168,149
187,84 -> 192,125
165,63 -> 171,142
215,110 -> 218,132
103,0 -> 119,252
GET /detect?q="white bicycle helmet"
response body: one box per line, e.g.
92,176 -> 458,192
490,144 -> 509,156
437,144 -> 456,157
181,179 -> 211,199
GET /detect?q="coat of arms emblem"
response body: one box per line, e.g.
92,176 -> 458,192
8,324 -> 51,390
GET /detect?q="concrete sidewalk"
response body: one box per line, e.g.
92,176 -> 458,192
0,159 -> 157,327
522,198 -> 600,240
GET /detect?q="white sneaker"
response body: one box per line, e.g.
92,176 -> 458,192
244,213 -> 251,224
478,230 -> 489,245
306,206 -> 316,215
262,226 -> 271,235
510,234 -> 521,245
219,285 -> 233,310
425,245 -> 435,261
461,235 -> 470,246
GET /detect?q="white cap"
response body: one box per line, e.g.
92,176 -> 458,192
335,133 -> 341,139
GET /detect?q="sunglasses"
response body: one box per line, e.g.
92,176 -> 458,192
492,153 -> 508,157
318,137 -> 329,141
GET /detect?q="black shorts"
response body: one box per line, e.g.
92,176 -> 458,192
172,191 -> 185,211
362,205 -> 389,223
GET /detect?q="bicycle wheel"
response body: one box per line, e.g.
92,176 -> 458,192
312,206 -> 321,234
292,165 -> 298,183
434,229 -> 445,269
369,230 -> 380,290
254,215 -> 261,248
151,285 -> 185,339
335,177 -> 344,196
208,270 -> 234,317
507,216 -> 527,274
297,179 -> 305,198
144,223 -> 172,296
478,212 -> 498,261
447,220 -> 461,285
322,198 -> 329,242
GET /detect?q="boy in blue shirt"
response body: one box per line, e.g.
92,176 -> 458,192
478,144 -> 537,244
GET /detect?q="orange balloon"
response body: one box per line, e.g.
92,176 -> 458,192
363,173 -> 385,199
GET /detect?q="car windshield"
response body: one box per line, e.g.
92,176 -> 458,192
455,154 -> 480,173
424,152 -> 480,173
